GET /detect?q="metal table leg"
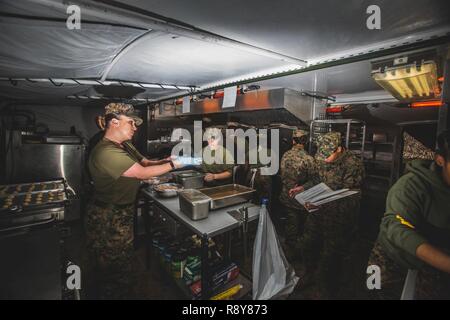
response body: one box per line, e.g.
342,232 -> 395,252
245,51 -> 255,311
142,196 -> 153,270
243,206 -> 249,263
225,232 -> 232,261
201,233 -> 211,299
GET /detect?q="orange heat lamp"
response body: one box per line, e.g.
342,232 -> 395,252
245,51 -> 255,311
410,100 -> 443,108
326,106 -> 344,113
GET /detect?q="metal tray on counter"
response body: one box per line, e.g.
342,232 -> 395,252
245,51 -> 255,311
172,170 -> 205,189
178,189 -> 211,220
198,184 -> 255,210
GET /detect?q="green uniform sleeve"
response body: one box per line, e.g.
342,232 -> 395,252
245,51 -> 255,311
381,177 -> 428,257
93,145 -> 137,180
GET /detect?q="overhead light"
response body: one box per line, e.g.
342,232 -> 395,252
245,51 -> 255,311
372,60 -> 440,101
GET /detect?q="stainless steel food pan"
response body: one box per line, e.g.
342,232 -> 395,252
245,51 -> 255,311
198,184 -> 255,210
178,189 -> 211,220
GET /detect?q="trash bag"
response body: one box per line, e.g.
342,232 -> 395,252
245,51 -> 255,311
252,200 -> 299,300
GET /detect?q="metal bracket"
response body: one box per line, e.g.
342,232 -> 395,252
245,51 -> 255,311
301,90 -> 336,102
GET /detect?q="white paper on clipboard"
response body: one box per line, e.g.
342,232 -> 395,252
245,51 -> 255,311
294,182 -> 360,212
182,96 -> 190,113
222,86 -> 237,109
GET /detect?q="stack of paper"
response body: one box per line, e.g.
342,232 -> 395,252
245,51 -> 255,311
294,182 -> 359,212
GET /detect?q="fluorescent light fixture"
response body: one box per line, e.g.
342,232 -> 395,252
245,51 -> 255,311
372,61 -> 440,101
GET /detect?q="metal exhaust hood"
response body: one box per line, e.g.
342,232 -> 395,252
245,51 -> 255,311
156,88 -> 315,123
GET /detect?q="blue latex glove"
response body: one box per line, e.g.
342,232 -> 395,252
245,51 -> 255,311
176,156 -> 202,166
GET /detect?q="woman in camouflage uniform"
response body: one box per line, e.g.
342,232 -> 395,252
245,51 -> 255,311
86,103 -> 184,299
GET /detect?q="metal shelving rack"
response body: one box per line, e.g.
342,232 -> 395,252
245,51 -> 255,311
309,119 -> 366,159
139,188 -> 257,300
363,134 -> 401,188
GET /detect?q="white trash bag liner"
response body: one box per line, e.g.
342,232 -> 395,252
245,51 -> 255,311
252,203 -> 299,300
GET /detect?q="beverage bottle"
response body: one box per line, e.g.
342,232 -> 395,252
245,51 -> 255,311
259,197 -> 269,217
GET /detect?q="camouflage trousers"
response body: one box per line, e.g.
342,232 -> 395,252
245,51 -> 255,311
84,202 -> 136,299
296,196 -> 360,297
367,242 -> 450,300
282,204 -> 307,260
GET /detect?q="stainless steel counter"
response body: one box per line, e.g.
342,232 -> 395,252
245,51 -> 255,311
141,188 -> 260,238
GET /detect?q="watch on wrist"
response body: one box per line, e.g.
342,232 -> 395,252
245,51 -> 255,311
169,160 -> 175,169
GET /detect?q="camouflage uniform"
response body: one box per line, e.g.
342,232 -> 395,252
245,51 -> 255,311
84,102 -> 143,299
402,132 -> 435,161
279,130 -> 318,253
103,102 -> 143,126
85,203 -> 136,299
402,131 -> 436,176
297,132 -> 365,297
368,242 -> 450,300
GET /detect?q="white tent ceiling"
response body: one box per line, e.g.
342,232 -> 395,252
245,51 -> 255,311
105,30 -> 291,86
0,0 -> 449,105
113,0 -> 450,61
0,19 -> 144,78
